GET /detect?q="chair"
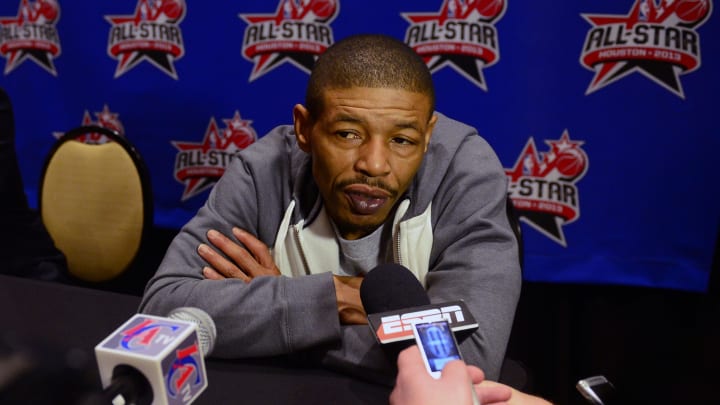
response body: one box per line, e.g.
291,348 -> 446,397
506,195 -> 524,270
499,195 -> 532,390
39,126 -> 152,285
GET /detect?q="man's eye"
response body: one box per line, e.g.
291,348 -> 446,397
392,137 -> 415,145
336,131 -> 359,139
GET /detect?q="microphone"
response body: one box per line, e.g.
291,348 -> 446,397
360,264 -> 478,344
94,307 -> 216,405
361,263 -> 430,314
361,264 -> 483,405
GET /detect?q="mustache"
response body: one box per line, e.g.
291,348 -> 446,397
335,176 -> 399,198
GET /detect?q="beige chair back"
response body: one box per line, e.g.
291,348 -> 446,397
40,126 -> 152,282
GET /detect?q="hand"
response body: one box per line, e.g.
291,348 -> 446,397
475,381 -> 553,405
333,275 -> 367,325
198,227 -> 280,282
390,346 -> 506,405
467,367 -> 514,405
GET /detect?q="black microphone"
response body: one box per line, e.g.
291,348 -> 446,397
360,263 -> 430,314
94,307 -> 217,405
361,264 -> 478,345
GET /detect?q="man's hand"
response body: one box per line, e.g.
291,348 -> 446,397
198,227 -> 280,283
333,275 -> 367,325
199,228 -> 367,325
390,346 -> 514,405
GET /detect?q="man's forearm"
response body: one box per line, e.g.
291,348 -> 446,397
141,266 -> 343,358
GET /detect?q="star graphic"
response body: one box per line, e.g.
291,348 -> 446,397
519,210 -> 569,247
505,131 -> 587,247
105,2 -> 184,79
239,2 -> 335,81
223,111 -> 253,133
82,104 -> 125,135
94,105 -> 119,125
172,118 -> 224,200
506,132 -> 585,181
0,3 -> 60,76
544,131 -> 584,163
581,0 -> 708,98
403,2 -> 505,91
221,111 -> 257,149
505,138 -> 569,244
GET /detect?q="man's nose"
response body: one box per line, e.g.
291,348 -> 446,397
355,137 -> 391,177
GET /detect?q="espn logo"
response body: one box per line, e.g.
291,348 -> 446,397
367,301 -> 478,344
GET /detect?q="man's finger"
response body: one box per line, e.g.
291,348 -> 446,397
207,229 -> 261,274
202,266 -> 225,280
198,243 -> 250,282
232,227 -> 279,273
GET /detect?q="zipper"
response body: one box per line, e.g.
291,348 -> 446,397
392,198 -> 411,267
393,222 -> 402,266
292,224 -> 311,275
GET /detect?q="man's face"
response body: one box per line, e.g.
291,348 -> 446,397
294,87 -> 437,240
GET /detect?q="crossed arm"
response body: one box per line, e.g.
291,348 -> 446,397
198,226 -> 366,325
195,228 -> 541,405
193,229 -> 543,405
142,125 -> 520,382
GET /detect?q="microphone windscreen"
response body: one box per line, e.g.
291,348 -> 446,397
167,307 -> 217,356
360,263 -> 430,314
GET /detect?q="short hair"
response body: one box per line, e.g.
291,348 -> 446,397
305,34 -> 435,120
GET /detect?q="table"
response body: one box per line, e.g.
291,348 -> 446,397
0,275 -> 392,404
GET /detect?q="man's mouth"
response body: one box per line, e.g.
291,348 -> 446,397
344,185 -> 391,215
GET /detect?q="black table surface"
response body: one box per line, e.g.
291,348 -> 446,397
0,275 -> 391,404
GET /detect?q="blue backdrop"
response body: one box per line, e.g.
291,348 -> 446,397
2,0 -> 717,292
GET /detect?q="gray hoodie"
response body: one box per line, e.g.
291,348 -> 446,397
139,112 -> 521,384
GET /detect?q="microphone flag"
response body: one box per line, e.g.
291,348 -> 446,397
367,300 -> 479,344
95,313 -> 209,405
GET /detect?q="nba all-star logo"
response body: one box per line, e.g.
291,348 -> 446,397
505,131 -> 588,247
106,0 -> 186,79
52,105 -> 125,144
581,0 -> 712,98
0,0 -> 61,76
172,112 -> 257,201
402,0 -> 506,91
239,0 -> 338,81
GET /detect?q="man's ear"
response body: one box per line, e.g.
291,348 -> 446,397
423,113 -> 438,153
293,104 -> 312,153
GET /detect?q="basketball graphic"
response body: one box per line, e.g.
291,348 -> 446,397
310,0 -> 337,19
674,0 -> 710,23
37,0 -> 59,22
555,148 -> 587,179
473,0 -> 504,19
160,0 -> 184,22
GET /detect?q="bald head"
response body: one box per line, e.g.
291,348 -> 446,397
305,34 -> 435,120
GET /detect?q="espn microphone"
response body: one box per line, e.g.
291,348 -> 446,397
94,307 -> 217,405
360,263 -> 478,345
362,265 -> 482,405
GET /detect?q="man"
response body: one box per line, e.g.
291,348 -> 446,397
140,34 -> 521,384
